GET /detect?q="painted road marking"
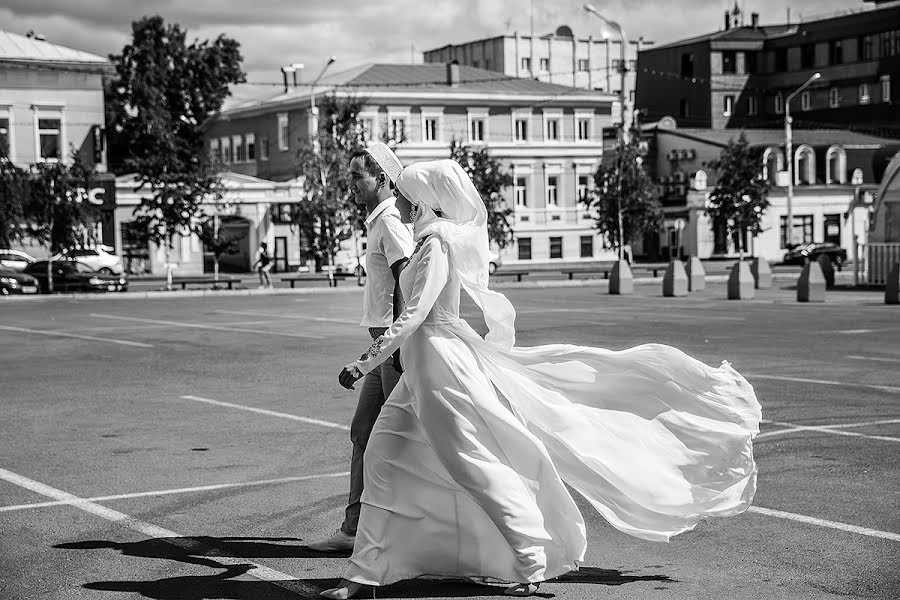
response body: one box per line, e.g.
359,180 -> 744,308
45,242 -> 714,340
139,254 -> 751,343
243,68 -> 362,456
0,325 -> 153,348
0,467 -> 318,597
215,309 -> 357,325
180,395 -> 350,431
90,313 -> 323,340
515,307 -> 745,321
756,418 -> 900,443
0,471 -> 348,513
748,506 -> 900,543
847,355 -> 900,364
835,329 -> 876,334
747,373 -> 900,394
57,320 -> 286,333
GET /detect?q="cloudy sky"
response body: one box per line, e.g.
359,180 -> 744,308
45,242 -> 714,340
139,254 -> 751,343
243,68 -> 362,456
2,0 -> 861,85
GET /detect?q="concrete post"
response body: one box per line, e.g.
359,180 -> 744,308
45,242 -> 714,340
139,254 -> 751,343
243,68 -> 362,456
662,260 -> 688,297
816,254 -> 835,288
886,262 -> 900,305
750,257 -> 773,289
727,261 -> 755,300
797,260 -> 826,302
685,256 -> 706,291
609,259 -> 634,295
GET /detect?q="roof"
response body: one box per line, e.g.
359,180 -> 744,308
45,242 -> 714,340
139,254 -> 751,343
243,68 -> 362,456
0,30 -> 109,65
649,24 -> 796,52
220,63 -> 610,114
658,127 -> 900,148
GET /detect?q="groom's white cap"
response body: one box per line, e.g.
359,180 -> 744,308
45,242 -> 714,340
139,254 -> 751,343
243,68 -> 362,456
365,142 -> 404,184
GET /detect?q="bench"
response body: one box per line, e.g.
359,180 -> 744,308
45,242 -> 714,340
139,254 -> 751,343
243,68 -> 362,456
172,277 -> 241,290
490,270 -> 530,282
280,273 -> 353,288
561,268 -> 612,280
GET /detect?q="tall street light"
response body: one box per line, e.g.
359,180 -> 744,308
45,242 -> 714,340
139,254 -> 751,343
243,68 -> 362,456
309,56 -> 337,141
584,3 -> 629,260
784,72 -> 821,248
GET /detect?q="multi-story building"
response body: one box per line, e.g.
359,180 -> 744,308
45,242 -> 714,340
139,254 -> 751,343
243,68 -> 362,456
423,26 -> 651,123
0,29 -> 116,252
196,62 -> 617,271
635,2 -> 899,135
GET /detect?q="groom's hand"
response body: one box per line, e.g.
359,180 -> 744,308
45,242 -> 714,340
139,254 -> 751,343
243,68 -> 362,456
339,366 -> 360,390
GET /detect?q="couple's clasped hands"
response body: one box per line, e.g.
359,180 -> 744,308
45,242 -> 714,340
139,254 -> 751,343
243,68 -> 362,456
338,363 -> 363,390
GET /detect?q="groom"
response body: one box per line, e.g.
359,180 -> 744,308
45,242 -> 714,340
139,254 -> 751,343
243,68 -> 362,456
308,143 -> 413,552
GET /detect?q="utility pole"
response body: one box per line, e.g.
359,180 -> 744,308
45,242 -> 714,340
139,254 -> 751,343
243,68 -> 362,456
784,72 -> 821,248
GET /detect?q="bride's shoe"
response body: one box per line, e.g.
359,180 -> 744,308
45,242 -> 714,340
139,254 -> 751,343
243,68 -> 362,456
504,582 -> 541,596
319,579 -> 365,599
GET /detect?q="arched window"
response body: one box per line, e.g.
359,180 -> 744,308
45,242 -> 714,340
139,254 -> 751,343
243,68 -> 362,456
794,145 -> 815,185
762,146 -> 784,184
825,145 -> 846,184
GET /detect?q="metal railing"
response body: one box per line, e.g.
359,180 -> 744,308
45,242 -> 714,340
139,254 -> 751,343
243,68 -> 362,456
866,243 -> 900,285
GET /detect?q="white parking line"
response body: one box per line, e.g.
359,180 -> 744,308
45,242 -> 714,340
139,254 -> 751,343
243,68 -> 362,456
835,328 -> 876,334
0,471 -> 348,513
215,309 -> 357,325
757,418 -> 900,441
0,325 -> 153,348
180,395 -> 350,431
90,313 -> 323,339
747,373 -> 900,394
748,506 -> 900,542
846,355 -> 900,364
0,467 -> 316,597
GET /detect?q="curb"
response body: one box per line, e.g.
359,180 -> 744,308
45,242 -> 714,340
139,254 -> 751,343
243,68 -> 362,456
0,285 -> 366,302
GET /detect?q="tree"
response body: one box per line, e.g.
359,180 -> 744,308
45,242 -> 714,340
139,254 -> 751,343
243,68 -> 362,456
106,15 -> 245,288
22,160 -> 99,293
295,94 -> 369,273
449,141 -> 514,249
195,176 -> 242,284
0,159 -> 28,249
584,127 -> 662,259
706,132 -> 771,258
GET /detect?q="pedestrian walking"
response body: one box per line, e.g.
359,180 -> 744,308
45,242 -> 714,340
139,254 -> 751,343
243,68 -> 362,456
254,242 -> 273,288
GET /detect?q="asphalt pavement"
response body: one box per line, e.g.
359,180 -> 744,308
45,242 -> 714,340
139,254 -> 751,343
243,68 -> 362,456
0,281 -> 897,600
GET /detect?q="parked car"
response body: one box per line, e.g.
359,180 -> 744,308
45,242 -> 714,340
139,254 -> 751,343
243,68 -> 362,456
0,266 -> 39,295
0,249 -> 37,271
24,260 -> 128,294
52,245 -> 124,274
782,242 -> 847,266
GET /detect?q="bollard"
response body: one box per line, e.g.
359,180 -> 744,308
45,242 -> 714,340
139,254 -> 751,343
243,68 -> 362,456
816,254 -> 835,288
685,256 -> 706,291
609,259 -> 634,295
797,260 -> 826,302
662,260 -> 688,297
727,261 -> 755,300
886,262 -> 900,305
750,257 -> 773,289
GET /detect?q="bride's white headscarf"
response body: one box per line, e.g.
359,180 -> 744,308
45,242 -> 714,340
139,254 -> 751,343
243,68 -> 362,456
396,159 -> 516,349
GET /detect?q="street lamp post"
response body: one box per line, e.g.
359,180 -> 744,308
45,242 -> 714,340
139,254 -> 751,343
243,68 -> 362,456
784,72 -> 821,248
308,57 -> 337,141
584,4 -> 629,260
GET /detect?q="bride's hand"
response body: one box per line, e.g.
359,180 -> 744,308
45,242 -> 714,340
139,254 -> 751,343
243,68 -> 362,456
338,364 -> 363,390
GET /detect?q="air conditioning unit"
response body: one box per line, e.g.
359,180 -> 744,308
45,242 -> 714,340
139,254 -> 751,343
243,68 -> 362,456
687,149 -> 697,159
665,151 -> 676,161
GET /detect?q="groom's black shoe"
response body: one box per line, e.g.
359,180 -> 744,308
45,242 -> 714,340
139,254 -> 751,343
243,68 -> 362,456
308,529 -> 355,552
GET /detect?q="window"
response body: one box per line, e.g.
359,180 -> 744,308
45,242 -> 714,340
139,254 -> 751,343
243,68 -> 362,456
859,83 -> 871,105
221,136 -> 232,163
577,117 -> 590,141
271,203 -> 293,224
546,176 -> 559,206
859,35 -> 874,60
880,30 -> 900,58
518,237 -> 532,260
260,137 -> 270,161
722,51 -> 736,74
277,112 -> 289,151
801,44 -> 815,69
774,92 -> 784,114
539,57 -> 549,71
824,214 -> 842,245
580,235 -> 593,258
0,118 -> 9,158
577,175 -> 590,202
828,40 -> 843,65
549,236 -> 563,259
748,95 -> 758,116
390,117 -> 406,141
795,146 -> 815,185
233,135 -> 245,162
723,95 -> 734,116
826,146 -> 846,184
38,118 -> 61,161
680,52 -> 694,78
882,75 -> 891,103
470,117 -> 485,142
515,118 -> 528,141
780,215 -> 814,248
775,48 -> 788,72
472,60 -> 480,68
246,133 -> 256,161
209,138 -> 220,162
745,51 -> 758,74
679,98 -> 690,117
762,147 -> 784,184
545,118 -> 560,141
829,87 -> 840,108
424,117 -> 439,142
514,176 -> 528,207
358,117 -> 374,142
521,57 -> 531,71
800,91 -> 811,111
577,59 -> 589,72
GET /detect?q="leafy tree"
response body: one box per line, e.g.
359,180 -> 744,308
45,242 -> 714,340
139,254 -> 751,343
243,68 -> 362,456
584,127 -> 661,259
449,140 -> 514,249
706,132 -> 770,258
295,94 -> 369,273
195,176 -> 242,284
0,158 -> 28,249
106,15 -> 245,289
23,160 -> 99,293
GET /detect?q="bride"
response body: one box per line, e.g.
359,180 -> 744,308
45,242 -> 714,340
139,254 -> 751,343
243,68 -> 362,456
323,159 -> 760,599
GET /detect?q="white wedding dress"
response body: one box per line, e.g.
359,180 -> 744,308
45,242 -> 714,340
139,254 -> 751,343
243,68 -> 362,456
343,235 -> 760,587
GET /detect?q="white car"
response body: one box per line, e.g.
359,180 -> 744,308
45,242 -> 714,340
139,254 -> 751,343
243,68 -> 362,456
53,245 -> 124,275
0,249 -> 37,271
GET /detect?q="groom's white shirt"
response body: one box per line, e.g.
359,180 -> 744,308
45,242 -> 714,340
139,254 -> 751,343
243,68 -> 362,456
360,197 -> 414,328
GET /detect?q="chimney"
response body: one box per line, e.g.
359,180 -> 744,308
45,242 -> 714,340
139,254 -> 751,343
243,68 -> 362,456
446,60 -> 460,87
724,11 -> 731,30
751,12 -> 759,29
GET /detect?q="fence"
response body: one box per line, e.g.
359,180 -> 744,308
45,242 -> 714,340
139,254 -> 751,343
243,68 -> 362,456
866,243 -> 900,285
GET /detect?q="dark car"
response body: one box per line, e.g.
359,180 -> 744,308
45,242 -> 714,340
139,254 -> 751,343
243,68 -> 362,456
782,242 -> 847,266
0,265 -> 40,295
24,260 -> 128,294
